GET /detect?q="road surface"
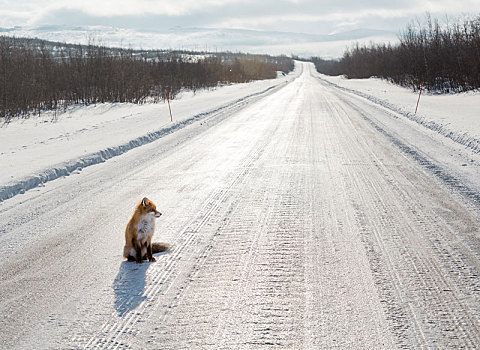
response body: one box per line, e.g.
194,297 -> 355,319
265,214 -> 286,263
1,62 -> 480,349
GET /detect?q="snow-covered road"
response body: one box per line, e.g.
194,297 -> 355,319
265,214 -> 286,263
1,62 -> 480,349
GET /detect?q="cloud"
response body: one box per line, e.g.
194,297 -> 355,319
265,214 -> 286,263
29,0 -> 258,19
0,10 -> 31,27
210,1 -> 479,33
1,0 -> 478,35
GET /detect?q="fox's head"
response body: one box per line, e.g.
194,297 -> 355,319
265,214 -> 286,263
139,197 -> 162,218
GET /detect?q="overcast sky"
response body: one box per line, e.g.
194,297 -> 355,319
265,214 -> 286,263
1,0 -> 479,35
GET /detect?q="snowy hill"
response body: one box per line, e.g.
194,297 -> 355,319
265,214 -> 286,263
1,25 -> 398,58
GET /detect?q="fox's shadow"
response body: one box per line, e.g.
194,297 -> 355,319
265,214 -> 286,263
112,251 -> 170,317
113,261 -> 150,317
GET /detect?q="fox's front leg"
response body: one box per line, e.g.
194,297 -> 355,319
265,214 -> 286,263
147,239 -> 156,262
135,241 -> 143,263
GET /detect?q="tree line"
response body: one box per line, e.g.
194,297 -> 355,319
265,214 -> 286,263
313,14 -> 480,92
0,37 -> 293,123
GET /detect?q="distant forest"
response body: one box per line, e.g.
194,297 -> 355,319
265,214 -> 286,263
313,14 -> 480,92
0,37 -> 293,123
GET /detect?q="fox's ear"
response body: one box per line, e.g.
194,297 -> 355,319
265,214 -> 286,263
142,197 -> 149,207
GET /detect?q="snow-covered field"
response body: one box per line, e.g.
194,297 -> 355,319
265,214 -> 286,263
1,61 -> 480,349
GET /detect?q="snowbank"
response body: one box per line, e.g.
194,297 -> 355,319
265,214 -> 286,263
318,74 -> 480,153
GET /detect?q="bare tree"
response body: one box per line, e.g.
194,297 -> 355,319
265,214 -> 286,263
313,14 -> 480,93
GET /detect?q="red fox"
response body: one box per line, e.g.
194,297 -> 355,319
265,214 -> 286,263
123,197 -> 170,263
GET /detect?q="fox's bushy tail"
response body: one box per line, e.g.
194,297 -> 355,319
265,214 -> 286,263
152,242 -> 171,254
